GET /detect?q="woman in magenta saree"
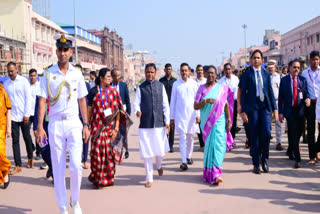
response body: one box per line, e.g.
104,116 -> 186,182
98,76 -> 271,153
194,65 -> 235,185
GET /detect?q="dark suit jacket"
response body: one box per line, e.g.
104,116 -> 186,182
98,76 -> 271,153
278,75 -> 309,118
113,81 -> 131,115
240,67 -> 277,113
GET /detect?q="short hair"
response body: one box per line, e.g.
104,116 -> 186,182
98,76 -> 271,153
111,68 -> 120,76
29,68 -> 37,75
206,65 -> 217,74
180,62 -> 189,69
250,49 -> 263,59
7,61 -> 16,68
196,64 -> 203,70
288,59 -> 300,67
310,50 -> 320,59
164,63 -> 172,69
234,69 -> 239,74
281,66 -> 287,72
90,71 -> 96,76
224,63 -> 232,69
145,63 -> 157,71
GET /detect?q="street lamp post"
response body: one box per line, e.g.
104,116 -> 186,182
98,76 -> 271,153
242,24 -> 247,65
73,0 -> 78,63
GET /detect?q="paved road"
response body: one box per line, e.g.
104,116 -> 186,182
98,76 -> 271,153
1,108 -> 320,214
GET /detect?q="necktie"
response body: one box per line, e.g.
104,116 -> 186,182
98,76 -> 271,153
257,70 -> 264,102
293,76 -> 298,108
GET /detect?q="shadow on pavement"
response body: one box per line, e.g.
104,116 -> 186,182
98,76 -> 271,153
199,188 -> 320,213
270,180 -> 320,192
0,205 -> 32,214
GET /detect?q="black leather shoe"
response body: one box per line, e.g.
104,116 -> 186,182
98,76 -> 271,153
253,166 -> 261,174
3,174 -> 10,189
180,163 -> 188,171
46,169 -> 53,178
125,151 -> 129,159
261,160 -> 269,173
169,147 -> 174,153
187,158 -> 193,165
294,161 -> 301,168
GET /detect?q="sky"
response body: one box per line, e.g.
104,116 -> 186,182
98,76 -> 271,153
50,0 -> 320,69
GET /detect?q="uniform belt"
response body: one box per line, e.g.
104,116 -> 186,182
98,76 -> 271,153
311,99 -> 317,103
51,114 -> 78,120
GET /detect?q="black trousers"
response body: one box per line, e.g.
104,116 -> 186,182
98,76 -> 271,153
197,123 -> 204,148
305,103 -> 320,159
12,121 -> 35,166
29,116 -> 41,156
287,108 -> 304,162
231,100 -> 238,138
168,126 -> 175,148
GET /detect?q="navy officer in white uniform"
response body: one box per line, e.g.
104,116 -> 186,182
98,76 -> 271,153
36,34 -> 89,214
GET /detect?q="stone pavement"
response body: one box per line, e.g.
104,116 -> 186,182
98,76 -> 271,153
1,111 -> 320,214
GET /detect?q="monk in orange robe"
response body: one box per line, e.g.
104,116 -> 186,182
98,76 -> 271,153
0,83 -> 12,188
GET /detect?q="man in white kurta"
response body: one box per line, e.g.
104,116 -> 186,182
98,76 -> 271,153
134,63 -> 170,188
170,63 -> 200,170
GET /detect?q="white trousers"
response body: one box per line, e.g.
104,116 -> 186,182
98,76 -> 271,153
275,120 -> 282,144
144,156 -> 163,182
179,132 -> 194,163
48,116 -> 83,212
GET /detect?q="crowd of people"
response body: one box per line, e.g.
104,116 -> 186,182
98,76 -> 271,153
0,33 -> 319,214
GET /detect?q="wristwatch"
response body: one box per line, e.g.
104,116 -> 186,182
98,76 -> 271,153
83,122 -> 90,127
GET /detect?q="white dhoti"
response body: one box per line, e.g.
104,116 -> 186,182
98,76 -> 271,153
48,115 -> 83,212
139,127 -> 169,182
179,132 -> 194,163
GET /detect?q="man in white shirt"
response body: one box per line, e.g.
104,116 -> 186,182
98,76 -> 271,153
219,63 -> 239,139
133,63 -> 170,188
194,64 -> 207,151
89,71 -> 96,89
267,60 -> 283,151
301,50 -> 320,164
36,34 -> 89,214
4,62 -> 33,175
170,63 -> 200,170
29,68 -> 42,160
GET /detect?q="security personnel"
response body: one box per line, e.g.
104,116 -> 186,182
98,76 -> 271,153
36,34 -> 89,214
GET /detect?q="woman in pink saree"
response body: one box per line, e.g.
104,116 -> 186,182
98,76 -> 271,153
194,65 -> 235,185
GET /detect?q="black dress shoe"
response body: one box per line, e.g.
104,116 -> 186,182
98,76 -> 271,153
261,160 -> 269,173
294,161 -> 301,168
180,163 -> 188,171
187,158 -> 193,165
253,166 -> 261,174
125,151 -> 129,159
235,127 -> 241,133
46,169 -> 53,178
169,147 -> 174,153
3,174 -> 10,189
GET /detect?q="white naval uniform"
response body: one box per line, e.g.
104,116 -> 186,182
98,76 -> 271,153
270,72 -> 282,144
170,78 -> 200,164
133,85 -> 170,182
39,63 -> 88,212
30,81 -> 40,116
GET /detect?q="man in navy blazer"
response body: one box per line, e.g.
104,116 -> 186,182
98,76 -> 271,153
240,50 -> 278,174
278,60 -> 310,168
111,68 -> 131,158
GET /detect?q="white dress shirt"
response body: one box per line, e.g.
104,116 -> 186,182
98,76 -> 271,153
89,80 -> 95,89
39,63 -> 88,117
218,74 -> 239,100
194,77 -> 207,88
112,82 -> 120,94
301,66 -> 320,99
30,81 -> 40,116
253,67 -> 264,97
170,78 -> 200,134
270,72 -> 280,100
4,74 -> 32,122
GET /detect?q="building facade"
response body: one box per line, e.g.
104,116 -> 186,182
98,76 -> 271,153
281,16 -> 320,65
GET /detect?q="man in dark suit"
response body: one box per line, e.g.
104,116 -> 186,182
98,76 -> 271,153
278,60 -> 310,168
111,68 -> 131,158
240,50 -> 278,174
